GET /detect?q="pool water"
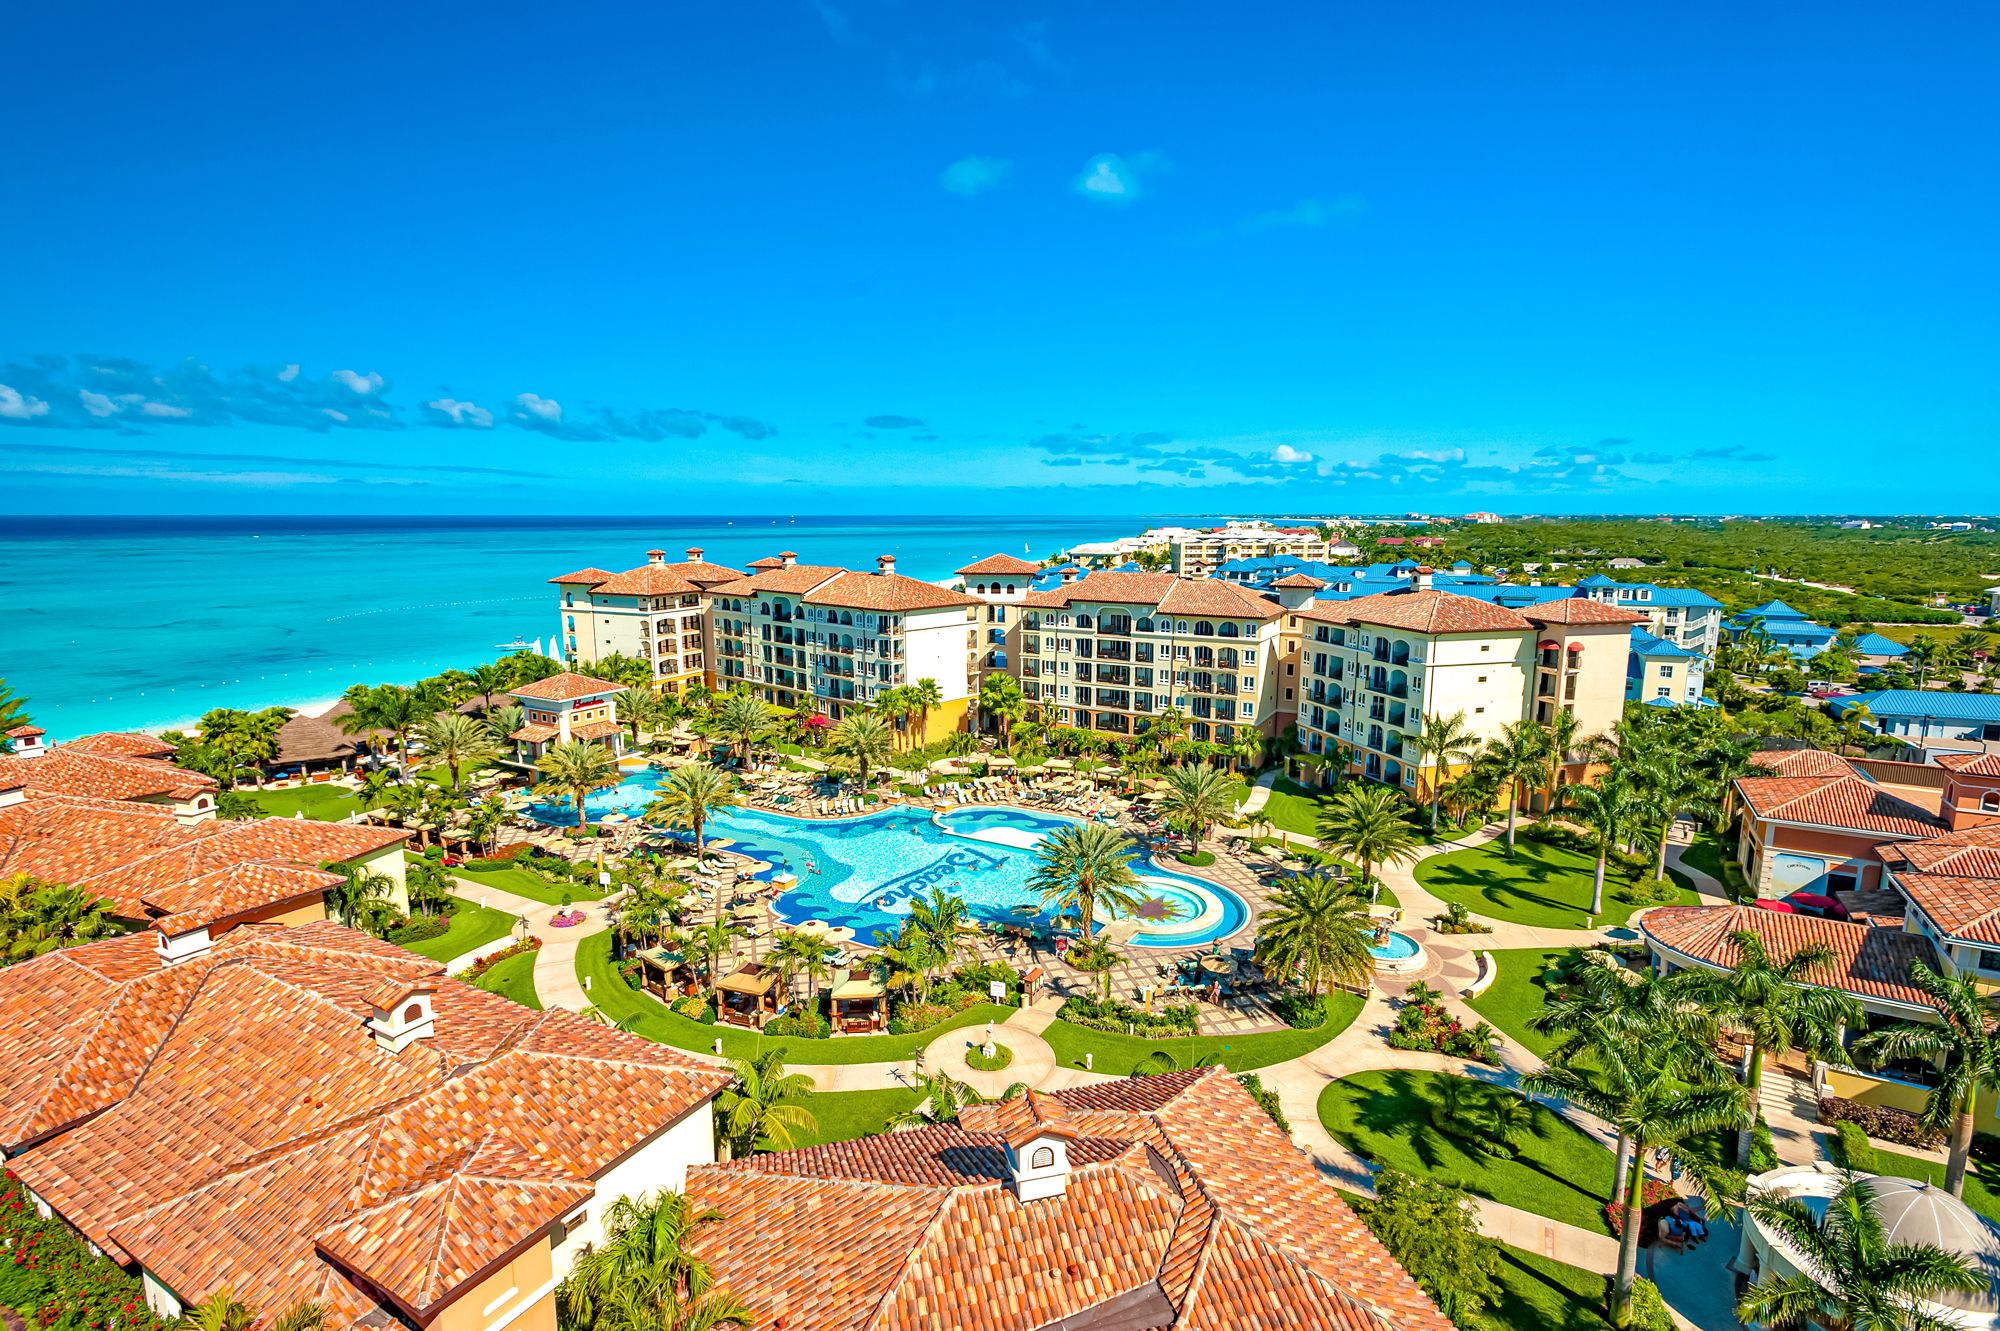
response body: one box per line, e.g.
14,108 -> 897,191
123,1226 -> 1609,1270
1369,930 -> 1421,962
526,763 -> 676,823
692,803 -> 1248,949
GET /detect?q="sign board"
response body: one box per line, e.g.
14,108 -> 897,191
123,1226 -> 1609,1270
989,980 -> 1007,1001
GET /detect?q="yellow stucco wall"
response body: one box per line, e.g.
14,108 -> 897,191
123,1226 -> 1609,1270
919,697 -> 972,745
428,1239 -> 555,1331
1823,1066 -> 2000,1135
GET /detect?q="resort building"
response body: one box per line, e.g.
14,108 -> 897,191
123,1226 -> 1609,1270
0,922 -> 730,1330
684,1068 -> 1452,1330
710,553 -> 978,742
1292,573 -> 1641,792
505,671 -> 628,764
548,547 -> 744,694
0,728 -> 218,824
1727,746 -> 1950,899
1830,690 -> 2000,745
956,551 -> 1042,683
1727,598 -> 1838,659
1012,570 -> 1284,743
1573,575 -> 1725,656
1168,522 -> 1356,578
1628,628 -> 1709,707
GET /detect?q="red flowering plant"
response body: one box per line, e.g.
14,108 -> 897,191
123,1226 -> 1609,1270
0,1171 -> 171,1331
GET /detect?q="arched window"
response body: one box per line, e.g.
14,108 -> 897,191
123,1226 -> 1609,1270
1983,791 -> 2000,813
1030,1146 -> 1055,1169
1006,583 -> 1017,594
403,1003 -> 424,1023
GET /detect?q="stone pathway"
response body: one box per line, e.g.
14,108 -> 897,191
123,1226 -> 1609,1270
923,1017 -> 1057,1097
447,875 -> 611,1012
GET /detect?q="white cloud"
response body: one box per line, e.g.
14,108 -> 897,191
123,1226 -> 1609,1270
138,401 -> 191,418
426,397 -> 496,429
331,369 -> 384,396
0,385 -> 49,420
1273,443 -> 1315,464
940,155 -> 1013,196
1392,447 -> 1465,465
323,408 -> 349,423
277,363 -> 300,383
513,392 -> 563,423
78,390 -> 118,418
1076,153 -> 1140,202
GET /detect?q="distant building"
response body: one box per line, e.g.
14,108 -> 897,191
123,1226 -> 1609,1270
1464,511 -> 1503,524
549,547 -> 744,694
1828,690 -> 2000,744
505,671 -> 629,763
1167,522 -> 1351,578
1727,599 -> 1837,658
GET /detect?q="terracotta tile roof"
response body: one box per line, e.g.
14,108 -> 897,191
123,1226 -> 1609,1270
1156,578 -> 1281,620
1061,571 -> 1183,606
586,556 -> 743,597
1301,589 -> 1534,635
1642,905 -> 1940,1007
687,1068 -> 1450,1331
570,719 -> 625,741
1270,573 -> 1327,589
1523,599 -> 1648,625
5,924 -> 729,1325
507,722 -> 560,743
152,863 -> 343,938
1939,752 -> 2000,778
802,570 -> 980,613
956,553 -> 1042,577
65,731 -> 175,760
7,725 -> 45,739
1877,826 -> 2000,944
745,556 -> 785,570
1735,774 -> 1949,838
1753,747 -> 1858,778
709,563 -> 846,596
0,746 -> 216,803
546,567 -> 619,586
509,671 -> 622,701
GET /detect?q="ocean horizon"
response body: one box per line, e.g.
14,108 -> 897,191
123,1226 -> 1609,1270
1,513 -> 1210,739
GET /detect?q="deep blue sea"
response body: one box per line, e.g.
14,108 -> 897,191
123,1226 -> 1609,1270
0,515 -> 1173,739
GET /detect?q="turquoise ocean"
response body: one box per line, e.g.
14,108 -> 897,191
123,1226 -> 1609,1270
0,515 -> 1165,740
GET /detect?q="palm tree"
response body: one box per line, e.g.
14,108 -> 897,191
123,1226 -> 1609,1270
405,857 -> 454,917
1478,721 -> 1546,854
616,686 -> 669,746
1689,930 -> 1863,1167
1160,763 -> 1237,847
1536,706 -> 1605,817
876,686 -> 916,753
770,928 -> 830,1007
417,711 -> 501,791
339,683 -> 425,775
873,923 -> 946,1003
1228,726 -> 1267,773
1856,962 -> 2000,1197
0,678 -> 32,751
716,1050 -> 818,1158
267,1302 -> 327,1331
1253,872 -> 1376,996
1564,774 -> 1645,916
324,861 -> 398,936
1409,709 -> 1479,833
534,741 -> 623,831
1623,749 -> 1712,881
713,691 -> 776,766
978,672 -> 1026,745
1905,638 -> 1938,689
1526,1022 -> 1747,1323
558,1190 -> 752,1331
645,762 -> 740,886
910,676 -> 944,749
828,712 -> 893,790
1,878 -> 120,961
693,919 -> 747,1008
1736,1174 -> 1982,1331
1030,822 -> 1142,933
468,662 -> 510,713
187,1289 -> 257,1331
486,703 -> 526,746
1315,784 -> 1422,896
907,886 -> 971,975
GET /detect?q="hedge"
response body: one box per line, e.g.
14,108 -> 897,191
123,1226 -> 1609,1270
1818,1095 -> 1944,1149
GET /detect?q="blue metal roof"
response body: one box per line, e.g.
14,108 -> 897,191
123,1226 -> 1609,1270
1828,690 -> 2000,723
1740,599 -> 1807,620
1644,586 -> 1724,609
1630,628 -> 1702,659
1848,632 -> 1909,657
1577,574 -> 1618,587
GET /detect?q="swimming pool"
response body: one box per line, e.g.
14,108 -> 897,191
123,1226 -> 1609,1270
525,762 -> 673,823
697,803 -> 1249,949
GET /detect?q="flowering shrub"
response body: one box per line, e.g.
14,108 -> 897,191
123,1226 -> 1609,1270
1385,991 -> 1499,1064
464,936 -> 541,981
1058,994 -> 1200,1038
1604,1178 -> 1681,1239
0,1171 -> 172,1331
672,994 -> 712,1022
765,1010 -> 831,1039
1819,1096 -> 1944,1149
549,910 -> 586,928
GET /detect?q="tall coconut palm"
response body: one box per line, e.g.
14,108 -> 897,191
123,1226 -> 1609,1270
1856,962 -> 2000,1197
1315,784 -> 1422,896
485,703 -> 526,746
534,740 -> 623,831
978,671 -> 1026,745
417,711 -> 501,791
693,919 -> 746,1008
557,1190 -> 752,1331
1736,1174 -> 1982,1331
828,712 -> 893,790
1253,872 -> 1376,996
1161,763 -> 1237,846
616,686 -> 669,746
1478,721 -> 1546,854
713,691 -> 776,766
1623,749 -> 1713,881
910,676 -> 944,749
339,683 -> 426,775
907,885 -> 972,974
1564,775 -> 1645,916
1687,930 -> 1863,1167
645,762 -> 740,870
876,686 -> 916,753
1031,821 -> 1142,933
468,662 -> 511,713
1408,709 -> 1479,833
716,1051 -> 818,1158
1904,638 -> 1938,689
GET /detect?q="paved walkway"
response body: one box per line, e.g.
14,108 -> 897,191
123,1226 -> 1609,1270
923,1016 -> 1057,1096
446,875 -> 612,1013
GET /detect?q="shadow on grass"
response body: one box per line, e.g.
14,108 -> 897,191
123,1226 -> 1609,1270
1485,1245 -> 1615,1331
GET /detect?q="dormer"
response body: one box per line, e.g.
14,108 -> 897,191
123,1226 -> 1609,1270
5,726 -> 46,760
368,981 -> 437,1053
155,921 -> 214,965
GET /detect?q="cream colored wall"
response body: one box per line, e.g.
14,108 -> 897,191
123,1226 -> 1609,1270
903,606 -> 975,705
552,1103 -> 715,1277
1553,623 -> 1633,739
353,843 -> 411,914
429,1240 -> 557,1331
1420,632 -> 1532,747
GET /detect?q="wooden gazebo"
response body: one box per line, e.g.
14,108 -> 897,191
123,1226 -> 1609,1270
715,962 -> 781,1029
635,947 -> 699,1002
829,972 -> 886,1034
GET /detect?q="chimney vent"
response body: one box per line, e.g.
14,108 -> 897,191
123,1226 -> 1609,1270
1059,568 -> 1077,586
1412,566 -> 1434,592
779,551 -> 798,567
686,546 -> 705,562
876,554 -> 896,577
367,983 -> 436,1054
5,728 -> 46,761
645,549 -> 666,565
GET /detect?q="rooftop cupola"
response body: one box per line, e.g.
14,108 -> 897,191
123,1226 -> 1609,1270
1059,568 -> 1078,586
992,1091 -> 1079,1202
779,550 -> 798,567
686,546 -> 705,562
367,980 -> 436,1054
646,548 -> 666,565
1412,566 -> 1435,592
5,727 -> 46,760
876,554 -> 896,577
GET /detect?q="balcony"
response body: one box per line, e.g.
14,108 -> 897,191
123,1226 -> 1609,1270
1097,641 -> 1132,662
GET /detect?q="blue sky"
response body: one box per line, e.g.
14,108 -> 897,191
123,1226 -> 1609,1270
3,1 -> 1994,516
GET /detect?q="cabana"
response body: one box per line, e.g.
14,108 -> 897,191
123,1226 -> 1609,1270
715,961 -> 782,1028
635,946 -> 699,1002
829,972 -> 887,1033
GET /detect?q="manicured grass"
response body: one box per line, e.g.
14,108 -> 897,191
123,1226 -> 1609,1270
243,783 -> 361,820
1249,776 -> 1330,838
456,863 -> 607,906
1041,990 -> 1363,1076
792,1088 -> 925,1147
1414,837 -> 1697,929
1828,1128 -> 2000,1224
574,934 -> 1009,1064
1485,1245 -> 1615,1330
473,949 -> 543,1009
396,895 -> 518,962
1318,1069 -> 1618,1234
1679,829 -> 1750,901
1465,947 -> 1583,1060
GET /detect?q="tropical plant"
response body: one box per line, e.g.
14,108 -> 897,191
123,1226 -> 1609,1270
693,919 -> 746,1007
325,860 -> 399,937
1160,763 -> 1237,846
1408,709 -> 1479,832
487,703 -> 526,745
1856,962 -> 2000,1197
892,1069 -> 982,1126
0,678 -> 31,751
910,676 -> 945,748
467,661 -> 511,713
406,857 -> 455,916
827,712 -> 893,789
1315,784 -> 1422,895
1253,871 -> 1376,996
906,886 -> 972,974
1735,1173 -> 1982,1331
978,671 -> 1026,746
645,762 -> 740,874
1564,774 -> 1646,916
616,686 -> 670,746
1622,749 -> 1714,881
337,683 -> 425,774
872,922 -> 946,1002
417,711 -> 501,790
713,691 -> 776,766
1357,1171 -> 1502,1324
0,875 -> 122,961
715,1050 -> 818,1158
557,1190 -> 753,1331
267,1302 -> 327,1331
1477,720 -> 1546,854
534,740 -> 624,831
1030,821 -> 1142,933
187,1289 -> 258,1331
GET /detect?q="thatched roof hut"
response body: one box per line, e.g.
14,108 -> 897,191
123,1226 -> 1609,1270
273,712 -> 360,769
316,700 -> 394,743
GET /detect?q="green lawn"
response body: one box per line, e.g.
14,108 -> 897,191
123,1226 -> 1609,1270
1678,829 -> 1750,901
1318,1069 -> 1618,1234
243,783 -> 361,820
395,895 -> 518,962
1828,1128 -> 2000,1223
1485,1245 -> 1615,1330
792,1087 -> 924,1147
1250,776 -> 1331,838
1465,947 -> 1583,1060
474,949 -> 544,1009
1041,990 -> 1363,1075
575,934 -> 1009,1064
456,863 -> 607,906
1414,837 -> 1696,929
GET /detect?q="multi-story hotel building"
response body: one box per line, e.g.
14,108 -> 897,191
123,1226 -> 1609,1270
1169,523 -> 1357,578
956,552 -> 1042,689
1005,570 -> 1284,744
549,548 -> 743,694
709,553 -> 978,743
1293,571 -> 1641,792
